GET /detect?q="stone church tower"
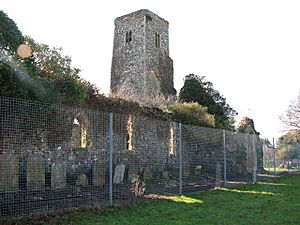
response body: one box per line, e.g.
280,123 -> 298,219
110,9 -> 176,101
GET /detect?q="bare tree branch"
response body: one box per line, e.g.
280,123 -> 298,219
280,91 -> 300,130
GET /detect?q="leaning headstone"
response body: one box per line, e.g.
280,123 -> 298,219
51,159 -> 66,189
27,154 -> 45,191
93,159 -> 107,186
215,162 -> 221,188
0,153 -> 19,192
113,164 -> 125,184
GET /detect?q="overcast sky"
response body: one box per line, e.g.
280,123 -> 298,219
2,0 -> 300,139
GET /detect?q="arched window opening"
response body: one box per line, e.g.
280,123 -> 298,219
71,114 -> 87,149
169,123 -> 176,158
126,114 -> 133,150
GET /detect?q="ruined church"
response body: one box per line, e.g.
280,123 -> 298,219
110,9 -> 177,101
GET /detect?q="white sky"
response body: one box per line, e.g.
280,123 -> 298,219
2,0 -> 300,139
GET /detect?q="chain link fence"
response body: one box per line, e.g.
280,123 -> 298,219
0,97 -> 262,219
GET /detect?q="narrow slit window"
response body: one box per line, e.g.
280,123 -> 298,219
125,31 -> 132,44
126,114 -> 133,150
155,33 -> 160,47
169,123 -> 176,157
71,114 -> 87,149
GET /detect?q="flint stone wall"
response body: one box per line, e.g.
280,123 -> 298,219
0,99 -> 261,192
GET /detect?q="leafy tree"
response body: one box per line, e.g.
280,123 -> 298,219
166,102 -> 215,127
236,117 -> 260,135
277,143 -> 298,161
179,74 -> 237,130
24,37 -> 90,105
0,10 -> 24,51
276,131 -> 300,167
0,11 -> 104,147
0,10 -> 55,101
280,91 -> 300,130
279,130 -> 300,144
0,10 -> 39,100
0,11 -> 97,105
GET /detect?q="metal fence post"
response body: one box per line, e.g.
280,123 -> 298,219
262,139 -> 265,169
109,112 -> 113,205
223,130 -> 227,187
273,137 -> 276,176
179,123 -> 183,195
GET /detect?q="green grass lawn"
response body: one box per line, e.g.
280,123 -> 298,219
68,175 -> 300,225
7,175 -> 300,225
265,167 -> 300,174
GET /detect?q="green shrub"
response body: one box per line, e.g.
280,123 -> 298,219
166,102 -> 215,127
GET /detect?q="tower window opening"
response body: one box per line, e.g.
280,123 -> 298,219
155,33 -> 160,47
125,31 -> 132,43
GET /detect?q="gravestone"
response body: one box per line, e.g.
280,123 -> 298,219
93,159 -> 107,186
51,159 -> 66,189
113,164 -> 125,184
76,174 -> 88,186
27,154 -> 45,191
0,153 -> 19,192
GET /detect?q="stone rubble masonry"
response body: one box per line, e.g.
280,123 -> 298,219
111,9 -> 176,102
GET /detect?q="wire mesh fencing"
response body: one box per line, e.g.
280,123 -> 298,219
0,97 -> 262,219
263,139 -> 300,175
